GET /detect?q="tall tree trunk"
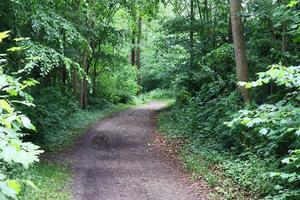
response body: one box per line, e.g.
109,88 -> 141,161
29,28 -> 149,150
72,69 -> 78,96
80,49 -> 88,109
131,29 -> 136,66
230,0 -> 250,102
190,0 -> 195,70
136,16 -> 142,86
281,22 -> 288,63
61,30 -> 67,88
62,66 -> 67,86
228,14 -> 233,43
196,0 -> 203,21
92,61 -> 97,95
204,0 -> 209,20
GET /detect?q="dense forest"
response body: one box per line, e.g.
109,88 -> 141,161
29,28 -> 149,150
0,0 -> 299,199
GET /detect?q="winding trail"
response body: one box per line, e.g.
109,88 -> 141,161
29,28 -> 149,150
70,101 -> 207,200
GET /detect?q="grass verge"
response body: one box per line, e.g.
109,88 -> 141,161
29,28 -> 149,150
17,162 -> 71,200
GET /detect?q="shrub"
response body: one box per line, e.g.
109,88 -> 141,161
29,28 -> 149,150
0,32 -> 42,199
225,64 -> 300,199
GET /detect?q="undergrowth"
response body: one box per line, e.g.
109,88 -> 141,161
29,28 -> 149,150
158,103 -> 277,199
38,104 -> 129,152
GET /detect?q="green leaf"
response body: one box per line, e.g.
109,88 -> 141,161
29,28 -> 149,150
282,157 -> 291,164
13,37 -> 30,42
287,0 -> 298,7
0,31 -> 10,43
7,180 -> 21,195
259,128 -> 269,135
274,185 -> 283,190
0,100 -> 13,113
21,116 -> 35,130
270,172 -> 281,177
7,46 -> 26,52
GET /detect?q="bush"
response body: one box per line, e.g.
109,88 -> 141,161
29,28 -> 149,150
225,64 -> 300,199
0,32 -> 42,199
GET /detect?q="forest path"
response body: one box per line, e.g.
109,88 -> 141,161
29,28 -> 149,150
69,101 -> 208,200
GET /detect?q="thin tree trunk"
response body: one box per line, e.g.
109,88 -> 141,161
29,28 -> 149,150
277,0 -> 288,64
92,57 -> 98,95
204,0 -> 209,20
228,14 -> 233,43
196,0 -> 203,21
281,22 -> 288,63
230,0 -> 250,102
190,0 -> 195,69
62,66 -> 67,86
61,30 -> 67,88
136,16 -> 142,86
72,69 -> 78,96
80,49 -> 88,109
131,29 -> 136,66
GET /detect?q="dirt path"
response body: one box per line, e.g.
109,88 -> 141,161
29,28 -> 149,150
70,101 -> 208,200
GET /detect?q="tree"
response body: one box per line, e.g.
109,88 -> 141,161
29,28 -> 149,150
230,0 -> 250,102
136,16 -> 142,85
189,0 -> 195,70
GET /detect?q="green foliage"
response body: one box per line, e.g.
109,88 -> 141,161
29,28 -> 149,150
0,33 -> 42,199
158,107 -> 276,199
23,41 -> 82,77
98,64 -> 139,104
31,9 -> 86,48
16,162 -> 71,200
24,88 -> 130,152
226,64 -> 300,199
134,89 -> 175,104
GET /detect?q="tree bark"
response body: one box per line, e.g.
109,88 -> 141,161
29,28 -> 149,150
204,0 -> 209,20
72,69 -> 78,96
228,14 -> 233,43
92,59 -> 97,95
136,16 -> 142,86
196,0 -> 203,21
190,0 -> 195,70
281,22 -> 288,62
80,49 -> 88,109
230,0 -> 250,102
131,29 -> 136,66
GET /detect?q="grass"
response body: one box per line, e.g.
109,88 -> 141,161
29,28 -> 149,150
17,162 -> 71,200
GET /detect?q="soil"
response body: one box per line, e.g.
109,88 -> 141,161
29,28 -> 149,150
69,101 -> 210,200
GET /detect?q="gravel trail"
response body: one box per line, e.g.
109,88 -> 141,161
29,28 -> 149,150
70,101 -> 208,200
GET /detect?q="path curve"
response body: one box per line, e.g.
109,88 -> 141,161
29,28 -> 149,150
70,101 -> 206,200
